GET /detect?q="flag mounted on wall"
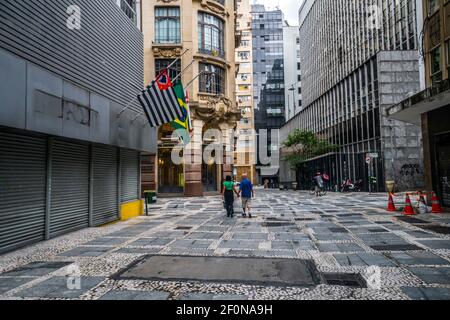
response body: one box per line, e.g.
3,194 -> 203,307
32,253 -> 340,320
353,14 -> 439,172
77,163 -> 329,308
137,79 -> 183,128
171,82 -> 192,145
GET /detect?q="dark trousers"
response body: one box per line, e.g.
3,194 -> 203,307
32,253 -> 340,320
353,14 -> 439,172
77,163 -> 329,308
224,190 -> 234,217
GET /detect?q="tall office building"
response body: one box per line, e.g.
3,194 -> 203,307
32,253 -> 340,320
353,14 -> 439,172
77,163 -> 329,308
235,0 -> 257,183
0,0 -> 153,253
280,0 -> 424,191
141,0 -> 241,197
388,0 -> 450,206
283,22 -> 302,122
252,5 -> 285,184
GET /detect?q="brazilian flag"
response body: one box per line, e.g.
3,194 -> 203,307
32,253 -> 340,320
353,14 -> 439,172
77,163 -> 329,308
171,81 -> 191,145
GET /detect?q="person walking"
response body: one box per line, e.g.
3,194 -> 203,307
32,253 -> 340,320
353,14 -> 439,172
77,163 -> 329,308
238,173 -> 254,218
222,176 -> 239,218
314,171 -> 324,198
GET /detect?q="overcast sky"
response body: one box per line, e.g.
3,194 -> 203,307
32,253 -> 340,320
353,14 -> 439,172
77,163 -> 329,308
253,0 -> 304,26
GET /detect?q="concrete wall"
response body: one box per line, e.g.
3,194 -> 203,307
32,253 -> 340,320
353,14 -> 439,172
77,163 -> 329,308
0,0 -> 156,153
283,25 -> 302,121
378,51 -> 424,190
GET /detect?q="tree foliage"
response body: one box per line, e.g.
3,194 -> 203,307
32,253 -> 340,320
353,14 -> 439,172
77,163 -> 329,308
283,129 -> 339,169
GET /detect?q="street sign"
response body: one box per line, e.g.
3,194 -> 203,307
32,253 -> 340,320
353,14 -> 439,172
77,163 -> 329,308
367,153 -> 379,158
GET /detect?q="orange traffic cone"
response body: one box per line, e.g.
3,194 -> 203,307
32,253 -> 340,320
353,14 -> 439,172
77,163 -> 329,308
387,193 -> 396,212
403,193 -> 415,216
431,192 -> 443,214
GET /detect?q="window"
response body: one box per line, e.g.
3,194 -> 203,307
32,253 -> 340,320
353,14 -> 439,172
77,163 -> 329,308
430,46 -> 442,84
155,7 -> 181,44
198,12 -> 225,57
238,51 -> 250,60
428,0 -> 440,16
447,40 -> 450,72
155,59 -> 181,82
199,63 -> 225,94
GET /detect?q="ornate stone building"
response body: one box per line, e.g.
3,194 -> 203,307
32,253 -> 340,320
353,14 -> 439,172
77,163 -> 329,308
234,0 -> 257,184
142,0 -> 241,197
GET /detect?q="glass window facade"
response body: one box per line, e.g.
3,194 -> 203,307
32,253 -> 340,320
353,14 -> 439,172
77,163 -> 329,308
199,63 -> 225,95
251,6 -> 285,132
198,12 -> 225,58
155,59 -> 182,82
155,7 -> 181,44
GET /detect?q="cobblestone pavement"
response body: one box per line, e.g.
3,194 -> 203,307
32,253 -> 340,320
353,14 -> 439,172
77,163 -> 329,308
1,189 -> 450,300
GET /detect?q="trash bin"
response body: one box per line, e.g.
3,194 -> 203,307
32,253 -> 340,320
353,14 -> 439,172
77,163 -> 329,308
143,191 -> 157,216
144,190 -> 157,204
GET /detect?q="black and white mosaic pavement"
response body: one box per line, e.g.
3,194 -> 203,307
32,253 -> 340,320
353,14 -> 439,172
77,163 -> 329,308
1,189 -> 450,300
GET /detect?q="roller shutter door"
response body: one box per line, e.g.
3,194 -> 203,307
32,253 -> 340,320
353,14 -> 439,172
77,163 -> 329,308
0,132 -> 47,253
50,140 -> 89,238
92,145 -> 119,226
120,149 -> 139,203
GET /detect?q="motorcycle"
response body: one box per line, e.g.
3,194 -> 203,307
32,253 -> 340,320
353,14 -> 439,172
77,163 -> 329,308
340,179 -> 363,192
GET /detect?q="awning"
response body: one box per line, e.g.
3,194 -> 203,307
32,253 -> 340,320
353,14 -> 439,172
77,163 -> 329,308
387,79 -> 450,125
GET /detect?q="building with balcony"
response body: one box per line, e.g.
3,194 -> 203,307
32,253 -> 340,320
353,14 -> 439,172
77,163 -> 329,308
141,0 -> 240,197
388,0 -> 450,207
0,0 -> 154,253
234,0 -> 256,184
279,0 -> 425,192
251,5 -> 286,185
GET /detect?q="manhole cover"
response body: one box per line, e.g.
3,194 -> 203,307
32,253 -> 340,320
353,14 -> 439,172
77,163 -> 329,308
370,244 -> 423,251
262,222 -> 295,227
175,226 -> 192,230
113,255 -> 321,287
322,273 -> 367,288
418,225 -> 450,235
396,216 -> 431,224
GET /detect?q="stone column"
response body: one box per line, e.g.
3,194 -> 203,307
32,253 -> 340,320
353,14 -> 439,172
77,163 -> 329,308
220,123 -> 234,181
184,119 -> 204,197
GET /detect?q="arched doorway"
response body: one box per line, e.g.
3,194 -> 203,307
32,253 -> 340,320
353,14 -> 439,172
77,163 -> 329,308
158,124 -> 184,194
202,124 -> 220,192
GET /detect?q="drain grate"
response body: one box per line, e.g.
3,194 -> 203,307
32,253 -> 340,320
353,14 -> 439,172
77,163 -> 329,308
175,226 -> 193,230
418,225 -> 450,235
262,222 -> 296,227
396,216 -> 431,224
322,273 -> 367,288
370,244 -> 423,251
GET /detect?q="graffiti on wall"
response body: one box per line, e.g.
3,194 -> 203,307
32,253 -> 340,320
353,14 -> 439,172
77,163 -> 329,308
396,163 -> 424,190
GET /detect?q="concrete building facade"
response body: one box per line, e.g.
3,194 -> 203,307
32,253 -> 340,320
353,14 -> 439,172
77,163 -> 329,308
279,0 -> 425,192
388,0 -> 450,207
141,0 -> 240,197
235,0 -> 257,183
283,23 -> 302,122
0,0 -> 154,253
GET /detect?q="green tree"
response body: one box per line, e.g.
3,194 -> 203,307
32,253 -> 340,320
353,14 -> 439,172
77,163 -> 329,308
283,129 -> 339,170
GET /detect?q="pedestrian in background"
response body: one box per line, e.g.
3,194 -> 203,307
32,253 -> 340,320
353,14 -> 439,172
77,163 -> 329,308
222,175 -> 239,218
238,173 -> 254,218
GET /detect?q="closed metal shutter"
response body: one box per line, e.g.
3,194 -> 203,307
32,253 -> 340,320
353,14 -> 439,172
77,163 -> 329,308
0,132 -> 47,253
50,140 -> 89,238
120,149 -> 139,203
92,145 -> 119,226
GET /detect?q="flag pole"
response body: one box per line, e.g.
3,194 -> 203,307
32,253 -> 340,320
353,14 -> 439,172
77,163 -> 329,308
155,48 -> 190,81
172,59 -> 195,83
118,49 -> 190,118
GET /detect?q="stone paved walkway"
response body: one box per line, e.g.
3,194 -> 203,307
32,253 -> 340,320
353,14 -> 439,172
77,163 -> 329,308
1,189 -> 450,300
